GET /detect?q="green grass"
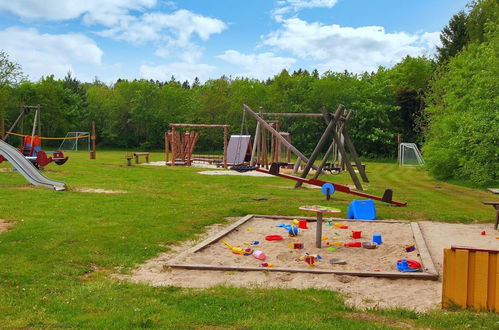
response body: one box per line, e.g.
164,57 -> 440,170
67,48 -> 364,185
0,151 -> 498,328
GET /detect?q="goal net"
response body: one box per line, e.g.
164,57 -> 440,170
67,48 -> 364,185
398,143 -> 424,166
58,132 -> 90,151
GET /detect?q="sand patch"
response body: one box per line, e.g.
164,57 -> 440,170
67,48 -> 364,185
73,188 -> 127,194
0,168 -> 12,172
198,170 -> 273,177
0,219 -> 14,233
116,215 -> 499,312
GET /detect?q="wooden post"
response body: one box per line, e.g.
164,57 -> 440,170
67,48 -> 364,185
342,120 -> 369,183
316,213 -> 323,248
90,121 -> 96,159
250,121 -> 260,166
171,126 -> 176,166
295,105 -> 344,188
165,131 -> 169,163
223,126 -> 228,169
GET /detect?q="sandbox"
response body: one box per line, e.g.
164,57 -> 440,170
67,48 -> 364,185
166,215 -> 438,280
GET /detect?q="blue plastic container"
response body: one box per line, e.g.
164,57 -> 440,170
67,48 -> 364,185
372,233 -> 383,245
347,199 -> 376,220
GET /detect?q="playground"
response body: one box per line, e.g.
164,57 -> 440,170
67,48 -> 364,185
1,149 -> 498,328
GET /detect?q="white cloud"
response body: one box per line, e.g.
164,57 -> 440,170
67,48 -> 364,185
262,18 -> 439,73
0,0 -> 156,25
218,50 -> 296,80
99,9 -> 226,63
139,62 -> 216,83
0,27 -> 103,80
273,0 -> 338,20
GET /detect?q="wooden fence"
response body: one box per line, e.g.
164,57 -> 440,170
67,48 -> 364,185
442,246 -> 498,312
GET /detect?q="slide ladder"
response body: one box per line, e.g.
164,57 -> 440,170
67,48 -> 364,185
0,139 -> 66,191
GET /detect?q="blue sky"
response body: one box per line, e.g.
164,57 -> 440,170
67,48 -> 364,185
0,0 -> 469,84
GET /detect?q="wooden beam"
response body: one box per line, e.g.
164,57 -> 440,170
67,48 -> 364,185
90,121 -> 96,160
411,222 -> 439,276
166,263 -> 439,280
169,123 -> 230,128
223,126 -> 228,168
261,113 -> 324,117
243,104 -> 318,169
295,105 -> 344,188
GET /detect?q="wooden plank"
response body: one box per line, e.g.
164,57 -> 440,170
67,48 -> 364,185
455,249 -> 469,308
442,248 -> 454,308
411,222 -> 438,276
467,251 -> 476,308
473,251 -> 489,309
165,263 -> 439,279
169,214 -> 256,264
451,245 -> 499,254
488,253 -> 498,311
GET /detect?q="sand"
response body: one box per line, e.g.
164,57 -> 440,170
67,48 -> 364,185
0,219 -> 13,233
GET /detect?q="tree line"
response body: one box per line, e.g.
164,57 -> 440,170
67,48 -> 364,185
0,0 -> 496,185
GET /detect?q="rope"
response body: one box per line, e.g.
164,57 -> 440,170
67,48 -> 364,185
6,131 -> 90,140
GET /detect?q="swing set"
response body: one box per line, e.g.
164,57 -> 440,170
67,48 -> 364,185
0,105 -> 72,167
231,104 -> 407,207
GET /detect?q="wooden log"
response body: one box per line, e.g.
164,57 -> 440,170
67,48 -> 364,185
250,121 -> 260,166
342,116 -> 369,183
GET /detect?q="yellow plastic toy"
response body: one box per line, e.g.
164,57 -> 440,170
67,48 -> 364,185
222,240 -> 252,255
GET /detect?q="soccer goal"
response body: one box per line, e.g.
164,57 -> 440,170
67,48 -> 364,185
58,132 -> 90,151
398,143 -> 424,166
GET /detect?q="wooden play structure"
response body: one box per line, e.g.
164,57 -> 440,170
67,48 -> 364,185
442,246 -> 498,312
244,104 -> 368,191
165,123 -> 230,168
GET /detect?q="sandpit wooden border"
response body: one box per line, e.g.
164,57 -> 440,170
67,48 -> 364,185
167,215 -> 439,280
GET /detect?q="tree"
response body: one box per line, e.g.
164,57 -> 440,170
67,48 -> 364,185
423,22 -> 498,185
0,50 -> 25,86
436,11 -> 470,63
467,0 -> 499,44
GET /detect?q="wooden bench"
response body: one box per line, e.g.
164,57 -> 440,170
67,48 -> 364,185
482,201 -> 499,230
133,152 -> 150,164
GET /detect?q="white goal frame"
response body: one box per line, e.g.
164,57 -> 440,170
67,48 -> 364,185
398,143 -> 424,166
58,132 -> 90,151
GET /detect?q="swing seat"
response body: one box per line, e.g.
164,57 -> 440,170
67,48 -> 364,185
230,164 -> 257,172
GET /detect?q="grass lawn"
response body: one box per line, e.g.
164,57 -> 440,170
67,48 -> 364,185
0,150 -> 498,328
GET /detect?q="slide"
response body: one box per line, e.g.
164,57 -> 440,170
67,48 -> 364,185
0,139 -> 66,191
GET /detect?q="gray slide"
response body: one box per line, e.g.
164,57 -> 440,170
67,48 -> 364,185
0,139 -> 66,191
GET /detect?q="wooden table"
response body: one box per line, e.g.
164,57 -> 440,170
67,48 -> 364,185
299,205 -> 341,248
482,201 -> 499,230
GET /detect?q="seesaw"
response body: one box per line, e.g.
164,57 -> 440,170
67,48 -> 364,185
231,162 -> 407,207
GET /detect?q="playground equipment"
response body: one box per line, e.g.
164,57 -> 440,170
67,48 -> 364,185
398,143 -> 424,166
165,123 -> 229,168
243,104 -> 368,191
0,139 -> 66,190
1,105 -> 69,167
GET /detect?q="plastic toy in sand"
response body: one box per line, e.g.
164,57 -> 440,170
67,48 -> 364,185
344,242 -> 362,248
289,242 -> 304,249
396,259 -> 422,272
265,235 -> 283,241
260,263 -> 273,267
252,250 -> 266,260
277,223 -> 299,237
300,253 -> 322,266
222,240 -> 252,255
405,244 -> 416,252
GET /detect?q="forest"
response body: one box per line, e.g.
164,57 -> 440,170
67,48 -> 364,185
0,0 -> 497,186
